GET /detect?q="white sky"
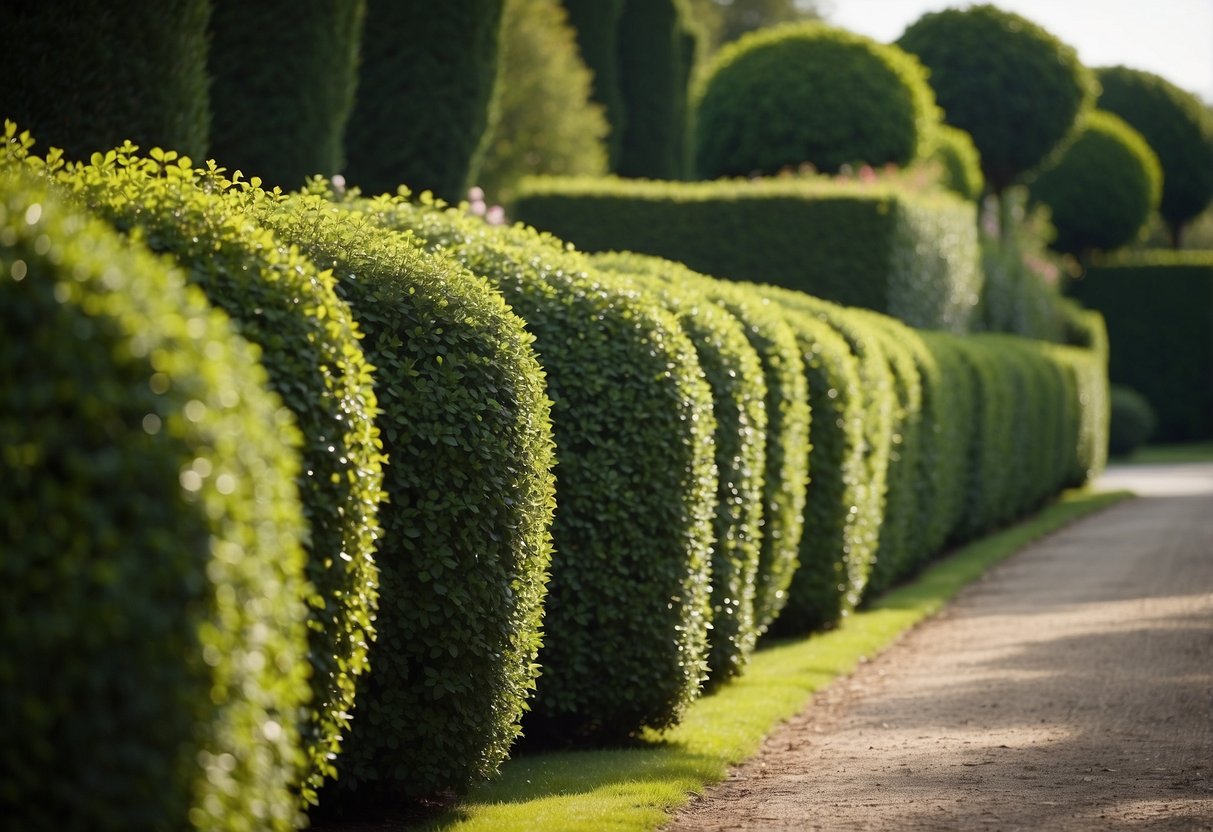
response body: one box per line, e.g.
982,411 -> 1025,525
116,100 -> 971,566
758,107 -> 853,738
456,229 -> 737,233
824,0 -> 1213,104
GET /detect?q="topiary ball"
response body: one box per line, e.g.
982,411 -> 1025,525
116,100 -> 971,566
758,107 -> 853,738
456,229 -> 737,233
1028,110 -> 1162,257
1108,385 -> 1157,457
924,123 -> 985,201
693,21 -> 938,179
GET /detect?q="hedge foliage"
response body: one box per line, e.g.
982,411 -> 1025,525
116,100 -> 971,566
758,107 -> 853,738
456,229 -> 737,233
925,124 -> 984,201
0,169 -> 310,831
1,0 -> 211,161
207,0 -> 366,189
1109,385 -> 1157,457
344,0 -> 505,200
263,192 -> 557,798
1028,110 -> 1162,257
693,22 -> 938,179
360,196 -> 717,742
560,0 -> 628,168
512,175 -> 981,332
1071,252 -> 1213,442
897,4 -> 1095,192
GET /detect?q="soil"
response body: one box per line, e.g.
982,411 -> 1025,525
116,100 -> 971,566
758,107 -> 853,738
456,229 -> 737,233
666,463 -> 1213,831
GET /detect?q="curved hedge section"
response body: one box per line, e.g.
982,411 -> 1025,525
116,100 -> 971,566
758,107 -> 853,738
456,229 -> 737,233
0,171 -> 310,831
264,193 -> 557,798
926,124 -> 984,201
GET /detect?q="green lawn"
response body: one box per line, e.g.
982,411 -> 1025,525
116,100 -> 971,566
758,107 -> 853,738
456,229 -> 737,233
1113,441 -> 1213,464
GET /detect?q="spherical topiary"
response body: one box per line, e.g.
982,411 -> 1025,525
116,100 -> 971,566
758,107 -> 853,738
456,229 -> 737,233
1096,65 -> 1213,247
924,123 -> 985,201
1028,110 -> 1162,257
897,4 -> 1096,192
0,169 -> 311,831
1108,384 -> 1157,457
693,21 -> 939,179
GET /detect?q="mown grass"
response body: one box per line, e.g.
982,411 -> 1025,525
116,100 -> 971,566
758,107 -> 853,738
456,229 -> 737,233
329,487 -> 1132,832
1115,441 -> 1213,464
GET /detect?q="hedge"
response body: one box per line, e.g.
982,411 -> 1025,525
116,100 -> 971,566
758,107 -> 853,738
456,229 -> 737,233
1070,252 -> 1212,442
511,175 -> 981,332
925,124 -> 984,202
2,0 -> 211,161
359,195 -> 717,742
46,144 -> 384,803
592,252 -> 769,685
0,169 -> 310,831
263,192 -> 557,798
207,0 -> 366,189
560,0 -> 628,168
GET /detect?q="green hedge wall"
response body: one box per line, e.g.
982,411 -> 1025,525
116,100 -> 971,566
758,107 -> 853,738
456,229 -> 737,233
1070,253 -> 1212,442
362,197 -> 717,742
512,176 -> 981,332
2,0 -> 211,161
560,0 -> 628,168
207,0 -> 366,189
0,170 -> 310,831
264,193 -> 557,799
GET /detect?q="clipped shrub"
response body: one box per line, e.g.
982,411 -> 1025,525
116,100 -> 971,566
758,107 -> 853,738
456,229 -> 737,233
1109,385 -> 1157,457
262,193 -> 557,797
693,21 -> 938,179
352,196 -> 717,742
207,0 -> 365,189
897,4 -> 1096,192
1096,65 -> 1213,247
344,0 -> 505,200
560,0 -> 628,167
45,142 -> 384,802
0,170 -> 310,830
593,252 -> 768,685
925,124 -> 984,201
2,0 -> 211,160
512,175 -> 982,332
1028,110 -> 1162,257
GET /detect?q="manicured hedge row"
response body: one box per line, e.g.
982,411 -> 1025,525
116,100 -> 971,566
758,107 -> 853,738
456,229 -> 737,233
1070,252 -> 1213,442
512,175 -> 981,332
0,170 -> 311,831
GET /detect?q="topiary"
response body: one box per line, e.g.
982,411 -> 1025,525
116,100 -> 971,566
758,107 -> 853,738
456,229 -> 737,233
897,4 -> 1096,193
0,168 -> 311,831
1096,65 -> 1213,247
924,123 -> 985,201
693,21 -> 938,179
1028,110 -> 1162,258
1108,384 -> 1157,457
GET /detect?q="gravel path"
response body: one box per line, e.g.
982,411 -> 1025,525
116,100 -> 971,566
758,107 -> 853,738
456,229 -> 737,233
666,464 -> 1213,831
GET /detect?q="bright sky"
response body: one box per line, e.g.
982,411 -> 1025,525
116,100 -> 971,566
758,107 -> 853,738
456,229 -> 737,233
824,0 -> 1213,104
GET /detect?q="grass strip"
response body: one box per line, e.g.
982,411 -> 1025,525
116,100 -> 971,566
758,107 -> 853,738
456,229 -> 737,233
380,487 -> 1133,832
1115,442 -> 1213,464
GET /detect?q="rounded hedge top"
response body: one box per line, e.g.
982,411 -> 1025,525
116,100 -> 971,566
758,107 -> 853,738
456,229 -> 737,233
1028,109 -> 1162,256
693,21 -> 939,178
925,123 -> 985,201
897,4 -> 1096,192
1095,65 -> 1213,242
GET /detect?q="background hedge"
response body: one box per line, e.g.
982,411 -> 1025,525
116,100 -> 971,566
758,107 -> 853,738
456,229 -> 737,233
560,0 -> 628,168
925,124 -> 984,202
0,170 -> 310,831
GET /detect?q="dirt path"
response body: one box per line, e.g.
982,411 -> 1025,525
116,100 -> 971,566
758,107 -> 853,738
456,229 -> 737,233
667,464 -> 1213,831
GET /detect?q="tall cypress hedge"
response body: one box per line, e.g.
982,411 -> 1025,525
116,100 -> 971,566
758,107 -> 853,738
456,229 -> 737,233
207,0 -> 366,189
344,0 -> 504,200
561,0 -> 628,168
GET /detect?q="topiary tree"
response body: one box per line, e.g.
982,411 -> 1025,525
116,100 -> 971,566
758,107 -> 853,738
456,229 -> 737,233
1028,110 -> 1162,259
560,0 -> 628,168
924,123 -> 984,201
207,0 -> 365,189
693,22 -> 938,179
1096,65 -> 1213,248
897,4 -> 1096,196
344,0 -> 505,200
1,0 -> 211,160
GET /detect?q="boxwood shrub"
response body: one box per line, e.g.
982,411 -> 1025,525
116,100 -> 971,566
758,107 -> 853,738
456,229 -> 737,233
1109,385 -> 1157,457
352,195 -> 717,742
0,171 -> 310,831
512,175 -> 981,332
262,193 -> 558,797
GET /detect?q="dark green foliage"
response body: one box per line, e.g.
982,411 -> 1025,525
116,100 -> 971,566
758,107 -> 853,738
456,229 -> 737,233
344,0 -> 505,200
616,0 -> 698,178
0,170 -> 310,831
264,193 -> 557,797
1071,253 -> 1213,442
1028,110 -> 1162,257
512,176 -> 982,332
49,144 -> 384,802
693,22 -> 938,179
897,4 -> 1096,192
1,0 -> 211,160
560,0 -> 628,167
1095,66 -> 1213,246
1109,385 -> 1157,457
208,0 -> 365,189
925,124 -> 984,201
592,252 -> 768,685
361,198 -> 716,741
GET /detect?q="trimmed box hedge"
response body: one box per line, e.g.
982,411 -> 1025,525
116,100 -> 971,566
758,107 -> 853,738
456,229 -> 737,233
512,175 -> 982,332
